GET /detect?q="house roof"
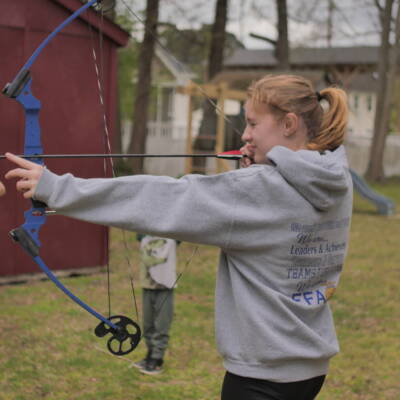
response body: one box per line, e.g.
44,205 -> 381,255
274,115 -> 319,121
52,0 -> 130,46
224,46 -> 380,69
212,69 -> 379,93
346,73 -> 379,92
218,46 -> 381,93
155,45 -> 195,85
212,69 -> 323,90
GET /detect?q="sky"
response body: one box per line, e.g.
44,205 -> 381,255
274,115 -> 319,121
117,0 -> 383,49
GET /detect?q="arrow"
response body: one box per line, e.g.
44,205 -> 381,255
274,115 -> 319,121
0,150 -> 244,160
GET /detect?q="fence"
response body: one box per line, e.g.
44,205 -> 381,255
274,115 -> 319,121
123,121 -> 400,178
345,134 -> 400,177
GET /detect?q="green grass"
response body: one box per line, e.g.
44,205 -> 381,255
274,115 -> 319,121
0,179 -> 399,400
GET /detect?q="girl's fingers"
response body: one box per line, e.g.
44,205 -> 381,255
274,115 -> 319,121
22,189 -> 35,199
239,145 -> 255,167
240,157 -> 254,168
0,181 -> 6,197
16,179 -> 36,192
4,153 -> 44,181
4,153 -> 44,199
5,167 -> 33,180
5,153 -> 39,170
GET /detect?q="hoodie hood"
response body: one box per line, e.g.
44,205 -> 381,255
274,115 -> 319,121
267,145 -> 350,211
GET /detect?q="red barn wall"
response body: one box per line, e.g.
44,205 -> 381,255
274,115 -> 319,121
0,0 -> 129,276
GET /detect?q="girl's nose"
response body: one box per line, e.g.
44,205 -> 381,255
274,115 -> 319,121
241,126 -> 251,143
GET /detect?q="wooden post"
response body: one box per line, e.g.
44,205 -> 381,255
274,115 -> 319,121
178,82 -> 246,174
216,82 -> 227,173
185,91 -> 194,174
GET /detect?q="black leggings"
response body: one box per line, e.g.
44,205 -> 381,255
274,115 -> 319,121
221,372 -> 325,400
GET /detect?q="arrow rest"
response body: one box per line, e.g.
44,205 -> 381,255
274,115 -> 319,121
94,315 -> 141,356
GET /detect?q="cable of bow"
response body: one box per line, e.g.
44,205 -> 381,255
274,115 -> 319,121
2,0 -> 140,357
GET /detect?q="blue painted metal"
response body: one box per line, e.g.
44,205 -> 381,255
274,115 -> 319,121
35,255 -> 117,328
24,0 -> 98,71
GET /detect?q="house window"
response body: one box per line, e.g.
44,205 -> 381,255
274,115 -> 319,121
353,94 -> 359,110
367,95 -> 373,111
161,87 -> 174,122
149,86 -> 174,123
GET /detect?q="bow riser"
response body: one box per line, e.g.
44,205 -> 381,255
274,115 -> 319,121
16,79 -> 44,160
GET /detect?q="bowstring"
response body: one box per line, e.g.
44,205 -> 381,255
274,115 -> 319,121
153,245 -> 198,319
112,0 -> 243,318
87,5 -> 140,325
86,0 -> 243,328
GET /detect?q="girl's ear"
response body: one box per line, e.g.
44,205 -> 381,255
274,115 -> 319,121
283,113 -> 299,137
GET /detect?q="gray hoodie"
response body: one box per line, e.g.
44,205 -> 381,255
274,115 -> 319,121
35,145 -> 353,382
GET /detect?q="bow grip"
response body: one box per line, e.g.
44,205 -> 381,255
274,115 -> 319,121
32,199 -> 48,209
9,227 -> 39,257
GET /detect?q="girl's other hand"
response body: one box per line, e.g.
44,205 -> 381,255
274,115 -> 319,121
239,144 -> 255,168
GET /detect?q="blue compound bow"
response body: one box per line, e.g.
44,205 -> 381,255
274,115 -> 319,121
2,0 -> 141,356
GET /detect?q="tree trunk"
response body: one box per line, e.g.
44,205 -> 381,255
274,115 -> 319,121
194,0 -> 228,173
208,0 -> 229,80
276,0 -> 290,70
128,0 -> 160,174
366,0 -> 395,181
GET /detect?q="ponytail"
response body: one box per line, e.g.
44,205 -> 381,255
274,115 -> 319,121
307,87 -> 348,152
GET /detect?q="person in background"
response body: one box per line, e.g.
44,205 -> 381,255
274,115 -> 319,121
5,74 -> 352,400
132,234 -> 179,375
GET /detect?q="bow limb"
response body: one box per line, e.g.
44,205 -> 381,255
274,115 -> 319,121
2,0 -> 140,356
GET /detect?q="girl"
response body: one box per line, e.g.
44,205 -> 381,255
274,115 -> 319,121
5,74 -> 352,400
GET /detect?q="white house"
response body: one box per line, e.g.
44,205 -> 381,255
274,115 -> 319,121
123,45 -> 199,176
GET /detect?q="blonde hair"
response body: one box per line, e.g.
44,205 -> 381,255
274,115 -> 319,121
247,74 -> 349,152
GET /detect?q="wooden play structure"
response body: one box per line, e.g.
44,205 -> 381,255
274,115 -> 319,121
178,82 -> 247,174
